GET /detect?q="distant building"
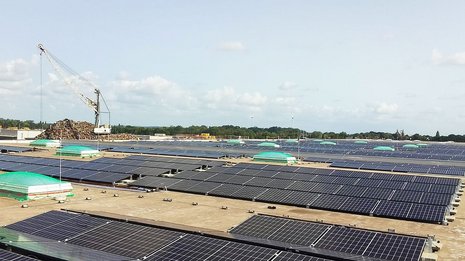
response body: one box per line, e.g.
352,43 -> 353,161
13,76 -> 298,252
0,129 -> 43,140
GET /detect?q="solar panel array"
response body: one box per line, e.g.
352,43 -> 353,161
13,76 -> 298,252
0,145 -> 32,153
0,248 -> 38,261
119,139 -> 465,161
0,154 -> 223,184
131,162 -> 460,224
230,215 -> 427,261
109,146 -> 231,158
3,211 -> 336,261
73,139 -> 465,177
328,160 -> 465,176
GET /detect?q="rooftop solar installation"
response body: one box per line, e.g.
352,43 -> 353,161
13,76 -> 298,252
0,248 -> 39,261
126,162 -> 459,223
328,160 -> 465,177
2,210 -> 347,261
0,145 -> 32,153
0,153 -> 460,224
230,215 -> 427,261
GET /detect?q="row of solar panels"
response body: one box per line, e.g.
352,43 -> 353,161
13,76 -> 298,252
109,146 -> 238,158
0,153 -> 459,223
0,154 -> 224,184
232,162 -> 462,186
328,161 -> 465,176
0,145 -> 32,153
2,210 -> 342,261
130,173 -> 456,223
174,170 -> 458,200
277,146 -> 465,161
230,215 -> 427,261
143,139 -> 465,161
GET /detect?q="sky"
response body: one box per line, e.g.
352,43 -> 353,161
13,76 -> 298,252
1,1 -> 465,135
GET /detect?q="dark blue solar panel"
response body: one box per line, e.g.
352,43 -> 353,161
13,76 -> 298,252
373,201 -> 412,220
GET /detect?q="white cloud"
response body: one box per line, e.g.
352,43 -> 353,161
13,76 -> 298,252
373,102 -> 399,114
237,92 -> 267,107
432,49 -> 465,65
218,41 -> 246,51
110,75 -> 197,110
0,58 -> 35,95
202,86 -> 267,111
278,81 -> 297,90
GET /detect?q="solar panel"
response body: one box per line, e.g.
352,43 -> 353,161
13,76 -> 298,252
68,221 -> 184,259
429,184 -> 457,194
230,186 -> 268,200
6,211 -> 78,234
314,226 -> 376,255
362,187 -> 393,200
202,240 -> 279,261
281,191 -> 320,207
355,178 -> 382,187
309,194 -> 349,210
0,248 -> 39,261
272,172 -> 297,180
292,173 -> 318,181
168,180 -> 203,191
373,201 -> 412,220
255,188 -> 293,204
420,192 -> 452,206
224,175 -> 254,185
312,175 -> 337,183
231,215 -> 427,261
404,182 -> 431,192
130,176 -> 181,188
378,180 -> 406,190
206,173 -> 234,183
208,184 -> 244,197
243,177 -> 272,187
273,251 -> 332,261
230,215 -> 289,239
390,190 -> 423,204
146,234 -> 279,261
335,185 -> 368,197
287,181 -> 318,192
363,233 -> 426,261
266,179 -> 295,189
308,183 -> 341,194
187,181 -> 222,194
332,176 -> 358,185
99,226 -> 184,259
407,204 -> 446,223
267,219 -> 330,246
32,214 -> 107,241
338,197 -> 377,214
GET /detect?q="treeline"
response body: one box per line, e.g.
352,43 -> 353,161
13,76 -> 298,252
111,124 -> 457,142
0,118 -> 50,130
112,124 -> 303,139
3,118 -> 465,142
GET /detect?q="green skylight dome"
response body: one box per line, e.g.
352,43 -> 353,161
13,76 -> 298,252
0,172 -> 73,201
226,139 -> 244,145
253,151 -> 296,164
56,145 -> 100,158
257,142 -> 280,148
30,139 -> 61,147
373,146 -> 395,151
403,144 -> 419,149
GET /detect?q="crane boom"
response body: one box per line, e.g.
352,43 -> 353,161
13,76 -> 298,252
38,44 -> 111,134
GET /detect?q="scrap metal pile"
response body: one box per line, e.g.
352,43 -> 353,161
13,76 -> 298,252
37,119 -> 138,140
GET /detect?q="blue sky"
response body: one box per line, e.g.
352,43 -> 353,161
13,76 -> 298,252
1,1 -> 465,135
